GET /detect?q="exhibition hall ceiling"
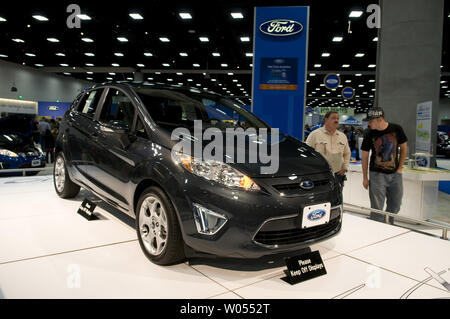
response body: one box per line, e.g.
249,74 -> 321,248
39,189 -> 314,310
0,0 -> 448,112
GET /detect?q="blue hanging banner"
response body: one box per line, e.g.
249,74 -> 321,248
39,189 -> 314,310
324,73 -> 340,90
252,6 -> 310,141
342,87 -> 355,99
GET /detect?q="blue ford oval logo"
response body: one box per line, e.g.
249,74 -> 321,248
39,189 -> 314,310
308,209 -> 326,221
300,180 -> 314,190
48,106 -> 59,111
259,19 -> 303,37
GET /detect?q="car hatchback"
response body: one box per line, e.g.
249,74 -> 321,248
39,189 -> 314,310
54,82 -> 342,265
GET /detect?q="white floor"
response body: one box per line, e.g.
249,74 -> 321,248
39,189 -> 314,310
0,176 -> 449,299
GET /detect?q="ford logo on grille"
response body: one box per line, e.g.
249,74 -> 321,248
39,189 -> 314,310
307,209 -> 326,221
259,19 -> 303,37
300,180 -> 314,190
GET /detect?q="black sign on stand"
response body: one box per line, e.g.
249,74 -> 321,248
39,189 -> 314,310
77,199 -> 99,221
282,250 -> 327,285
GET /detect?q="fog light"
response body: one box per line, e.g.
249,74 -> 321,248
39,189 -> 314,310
193,204 -> 228,235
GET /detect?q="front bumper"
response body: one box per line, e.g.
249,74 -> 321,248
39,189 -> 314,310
168,171 -> 342,258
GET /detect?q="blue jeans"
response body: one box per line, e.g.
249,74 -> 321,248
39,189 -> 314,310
369,171 -> 403,224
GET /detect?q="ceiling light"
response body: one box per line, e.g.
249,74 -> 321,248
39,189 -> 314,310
349,11 -> 364,18
162,63 -> 170,67
193,63 -> 200,67
77,14 -> 91,20
60,64 -> 69,67
137,64 -> 145,67
111,63 -> 120,67
106,77 -> 113,80
144,52 -> 153,57
35,64 -> 44,67
47,38 -> 59,43
25,53 -> 36,57
199,37 -> 209,42
167,78 -> 173,82
12,38 -> 25,43
246,53 -> 253,57
368,64 -> 376,68
85,53 -> 95,56
129,13 -> 143,20
221,63 -> 228,67
321,53 -> 330,57
373,37 -> 378,42
314,64 -> 321,68
355,53 -> 365,57
86,72 -> 93,74
355,73 -> 362,76
176,72 -> 183,75
228,73 -> 234,75
240,37 -> 250,42
179,52 -> 188,57
82,38 -> 94,43
33,15 -> 48,21
159,37 -> 170,42
55,53 -> 65,57
332,36 -> 343,42
369,79 -> 375,83
187,79 -> 193,82
109,73 -> 116,75
212,52 -> 220,57
63,72 -> 71,75
0,17 -> 6,22
114,53 -> 124,57
309,73 -> 316,76
179,13 -> 192,19
87,77 -> 93,80
85,63 -> 94,66
342,64 -> 350,68
117,37 -> 128,42
346,80 -> 352,83
231,12 -> 244,19
0,54 -> 8,58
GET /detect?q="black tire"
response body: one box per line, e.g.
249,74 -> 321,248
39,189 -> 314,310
53,152 -> 80,198
136,186 -> 185,265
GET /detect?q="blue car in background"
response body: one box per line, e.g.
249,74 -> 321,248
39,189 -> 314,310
0,115 -> 46,176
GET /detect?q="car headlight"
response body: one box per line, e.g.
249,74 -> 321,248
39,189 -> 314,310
173,152 -> 260,191
0,149 -> 19,158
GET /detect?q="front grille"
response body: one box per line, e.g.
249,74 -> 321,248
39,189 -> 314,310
271,173 -> 334,196
253,217 -> 340,246
274,178 -> 330,191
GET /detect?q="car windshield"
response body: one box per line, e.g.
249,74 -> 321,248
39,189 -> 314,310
135,88 -> 270,131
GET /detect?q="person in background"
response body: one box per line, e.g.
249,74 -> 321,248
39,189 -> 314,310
361,107 -> 408,224
348,126 -> 360,161
38,118 -> 50,153
306,111 -> 351,187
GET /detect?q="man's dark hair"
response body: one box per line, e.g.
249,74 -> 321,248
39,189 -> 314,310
324,111 -> 339,119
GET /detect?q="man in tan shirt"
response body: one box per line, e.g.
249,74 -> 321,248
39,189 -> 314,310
306,111 -> 351,186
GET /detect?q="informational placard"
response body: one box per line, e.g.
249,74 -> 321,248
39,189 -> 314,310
77,199 -> 99,221
416,101 -> 432,167
282,250 -> 327,285
259,58 -> 298,90
252,6 -> 309,141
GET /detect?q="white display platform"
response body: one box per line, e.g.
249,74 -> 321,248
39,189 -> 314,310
344,163 -> 450,221
0,176 -> 449,299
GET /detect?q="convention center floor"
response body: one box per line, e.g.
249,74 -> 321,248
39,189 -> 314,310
0,175 -> 449,299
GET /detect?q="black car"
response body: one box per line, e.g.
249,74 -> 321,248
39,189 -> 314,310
54,82 -> 342,265
437,131 -> 450,158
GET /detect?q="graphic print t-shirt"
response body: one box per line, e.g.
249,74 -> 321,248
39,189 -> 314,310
361,123 -> 408,174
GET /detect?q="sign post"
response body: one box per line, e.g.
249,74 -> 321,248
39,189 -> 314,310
252,7 -> 309,141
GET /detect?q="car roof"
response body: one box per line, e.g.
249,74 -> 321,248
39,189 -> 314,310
90,81 -> 226,99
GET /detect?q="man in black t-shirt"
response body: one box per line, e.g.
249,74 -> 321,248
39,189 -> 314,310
361,107 -> 408,224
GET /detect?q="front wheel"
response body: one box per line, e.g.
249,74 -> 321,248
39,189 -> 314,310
53,152 -> 80,198
136,186 -> 185,265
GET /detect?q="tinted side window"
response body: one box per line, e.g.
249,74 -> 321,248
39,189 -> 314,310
99,89 -> 135,129
77,90 -> 103,118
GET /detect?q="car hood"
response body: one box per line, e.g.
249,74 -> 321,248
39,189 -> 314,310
153,128 -> 331,178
